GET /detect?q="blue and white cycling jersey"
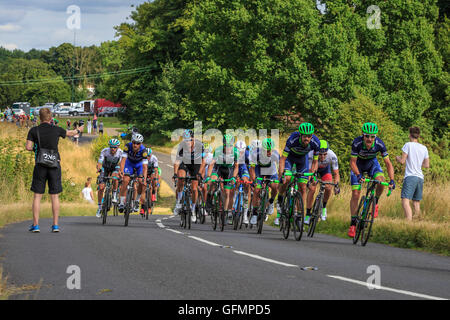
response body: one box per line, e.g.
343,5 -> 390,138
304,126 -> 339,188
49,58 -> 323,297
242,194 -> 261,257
122,142 -> 148,176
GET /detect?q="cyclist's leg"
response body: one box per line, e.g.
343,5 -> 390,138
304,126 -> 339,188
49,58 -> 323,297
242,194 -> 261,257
277,157 -> 294,208
370,159 -> 385,198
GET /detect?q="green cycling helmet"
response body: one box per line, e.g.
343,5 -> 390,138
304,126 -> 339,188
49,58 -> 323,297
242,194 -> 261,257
298,122 -> 314,135
319,140 -> 329,154
223,134 -> 234,146
262,138 -> 275,151
362,122 -> 378,134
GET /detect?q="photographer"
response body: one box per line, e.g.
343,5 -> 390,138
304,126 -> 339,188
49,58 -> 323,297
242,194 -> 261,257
25,108 -> 84,233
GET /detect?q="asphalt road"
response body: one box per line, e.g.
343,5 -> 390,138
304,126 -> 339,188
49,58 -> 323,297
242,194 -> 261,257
1,144 -> 449,300
1,208 -> 449,300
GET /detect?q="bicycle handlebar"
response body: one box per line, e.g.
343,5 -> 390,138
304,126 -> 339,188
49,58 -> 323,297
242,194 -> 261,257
363,178 -> 392,196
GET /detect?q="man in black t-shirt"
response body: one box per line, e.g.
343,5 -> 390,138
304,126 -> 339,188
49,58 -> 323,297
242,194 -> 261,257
25,108 -> 84,233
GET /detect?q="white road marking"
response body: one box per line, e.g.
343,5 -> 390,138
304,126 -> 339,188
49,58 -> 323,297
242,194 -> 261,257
167,228 -> 183,234
326,275 -> 448,300
188,236 -> 221,247
233,250 -> 299,268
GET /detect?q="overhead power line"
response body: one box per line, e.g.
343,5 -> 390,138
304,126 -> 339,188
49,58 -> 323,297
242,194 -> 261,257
0,66 -> 152,87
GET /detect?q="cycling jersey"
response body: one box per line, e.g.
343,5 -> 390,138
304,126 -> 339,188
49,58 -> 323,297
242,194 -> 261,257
176,139 -> 204,165
213,146 -> 239,168
147,155 -> 159,176
250,149 -> 280,177
351,136 -> 389,161
122,142 -> 148,164
282,132 -> 320,160
122,142 -> 148,176
350,136 -> 388,189
98,148 -> 123,172
307,149 -> 339,172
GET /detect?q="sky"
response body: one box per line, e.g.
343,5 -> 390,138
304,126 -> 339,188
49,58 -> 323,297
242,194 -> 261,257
0,0 -> 149,51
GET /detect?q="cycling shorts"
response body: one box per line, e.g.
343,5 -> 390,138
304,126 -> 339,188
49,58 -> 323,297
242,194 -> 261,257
350,158 -> 384,190
284,157 -> 309,184
124,159 -> 144,177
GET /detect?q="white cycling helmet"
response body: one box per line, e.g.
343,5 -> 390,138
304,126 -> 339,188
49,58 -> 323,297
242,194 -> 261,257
250,139 -> 261,150
132,133 -> 144,143
235,140 -> 246,151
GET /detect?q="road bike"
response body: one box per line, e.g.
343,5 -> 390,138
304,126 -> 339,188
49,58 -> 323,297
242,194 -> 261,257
175,176 -> 197,230
99,176 -> 114,225
195,179 -> 207,224
123,172 -> 140,227
305,175 -> 338,238
232,180 -> 252,230
353,178 -> 392,246
279,171 -> 313,241
255,177 -> 279,234
209,178 -> 234,232
143,176 -> 158,219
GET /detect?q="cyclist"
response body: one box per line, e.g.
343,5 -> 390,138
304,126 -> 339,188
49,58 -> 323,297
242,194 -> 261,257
249,138 -> 280,225
277,123 -> 320,218
118,133 -> 148,213
141,147 -> 160,215
348,122 -> 395,237
96,139 -> 123,217
173,129 -> 206,222
305,140 -> 340,223
206,134 -> 239,224
234,140 -> 251,225
200,142 -> 214,216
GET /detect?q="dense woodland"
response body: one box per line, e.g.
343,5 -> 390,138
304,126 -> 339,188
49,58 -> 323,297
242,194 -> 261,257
0,0 -> 448,180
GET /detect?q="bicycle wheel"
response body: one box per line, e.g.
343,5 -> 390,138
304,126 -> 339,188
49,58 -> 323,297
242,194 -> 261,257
308,196 -> 322,238
219,192 -> 226,232
233,193 -> 241,230
257,190 -> 267,234
353,196 -> 366,244
292,193 -> 304,241
361,197 -> 376,246
124,188 -> 133,227
101,190 -> 110,225
212,194 -> 218,231
145,187 -> 151,220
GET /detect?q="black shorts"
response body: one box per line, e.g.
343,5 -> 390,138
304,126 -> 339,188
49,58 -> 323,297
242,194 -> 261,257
212,165 -> 234,180
31,164 -> 63,194
179,162 -> 201,178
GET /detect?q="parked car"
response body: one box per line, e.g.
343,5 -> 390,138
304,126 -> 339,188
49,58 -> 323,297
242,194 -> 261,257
68,100 -> 94,116
53,102 -> 76,117
12,102 -> 31,116
12,108 -> 25,116
33,103 -> 55,116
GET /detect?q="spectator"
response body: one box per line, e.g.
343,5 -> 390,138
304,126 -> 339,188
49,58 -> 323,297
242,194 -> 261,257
25,108 -> 84,233
67,119 -> 71,130
99,121 -> 104,135
87,118 -> 92,134
82,177 -> 95,204
93,115 -> 98,134
73,121 -> 80,145
396,127 -> 430,221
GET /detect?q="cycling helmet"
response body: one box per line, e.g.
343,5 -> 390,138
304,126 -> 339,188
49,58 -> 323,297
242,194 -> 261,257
146,147 -> 152,155
362,122 -> 378,135
235,140 -> 246,151
132,133 -> 144,143
319,140 -> 329,154
109,138 -> 120,148
298,122 -> 314,135
223,134 -> 234,146
203,142 -> 212,153
183,129 -> 194,140
250,140 -> 261,150
262,138 -> 275,151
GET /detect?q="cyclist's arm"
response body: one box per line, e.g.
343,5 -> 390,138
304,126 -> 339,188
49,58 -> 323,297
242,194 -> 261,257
207,160 -> 216,177
350,157 -> 360,176
310,159 -> 318,174
199,158 -> 206,177
333,169 -> 340,184
279,155 -> 286,177
119,157 -> 126,175
142,163 -> 148,182
383,156 -> 395,182
232,162 -> 239,179
249,165 -> 256,181
173,160 -> 180,176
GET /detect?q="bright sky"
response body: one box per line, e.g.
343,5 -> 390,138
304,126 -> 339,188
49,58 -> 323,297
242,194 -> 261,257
0,0 -> 149,51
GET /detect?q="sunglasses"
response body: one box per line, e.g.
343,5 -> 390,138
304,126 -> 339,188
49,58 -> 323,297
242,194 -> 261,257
302,134 -> 312,138
132,142 -> 141,145
110,146 -> 118,149
363,134 -> 376,139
